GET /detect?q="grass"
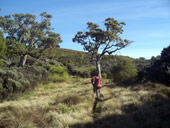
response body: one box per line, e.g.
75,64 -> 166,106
0,106 -> 49,128
54,93 -> 83,106
0,78 -> 170,128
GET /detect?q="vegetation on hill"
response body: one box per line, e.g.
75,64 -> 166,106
1,42 -> 170,100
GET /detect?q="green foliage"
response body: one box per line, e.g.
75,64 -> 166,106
141,45 -> 170,85
73,18 -> 131,57
49,65 -> 69,82
73,18 -> 132,78
0,12 -> 62,67
6,39 -> 26,58
50,65 -> 66,74
6,69 -> 19,79
111,57 -> 137,83
54,48 -> 142,79
0,68 -> 5,76
48,60 -> 63,67
0,65 -> 48,100
134,57 -> 150,71
0,30 -> 6,66
55,48 -> 91,67
58,104 -> 76,113
68,65 -> 96,78
102,73 -> 107,78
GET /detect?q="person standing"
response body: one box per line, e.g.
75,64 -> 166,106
91,75 -> 102,99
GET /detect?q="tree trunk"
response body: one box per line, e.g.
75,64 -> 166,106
19,54 -> 27,67
96,60 -> 102,78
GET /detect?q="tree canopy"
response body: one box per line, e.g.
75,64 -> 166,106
73,18 -> 132,78
0,12 -> 62,66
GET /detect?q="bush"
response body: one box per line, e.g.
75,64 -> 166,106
102,73 -> 107,78
111,57 -> 137,83
49,65 -> 69,82
49,59 -> 63,67
0,64 -> 49,100
6,69 -> 19,80
68,64 -> 96,78
0,68 -> 6,76
50,65 -> 66,74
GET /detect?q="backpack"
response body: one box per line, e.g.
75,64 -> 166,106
94,76 -> 102,88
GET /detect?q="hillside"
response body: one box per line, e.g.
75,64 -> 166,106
0,78 -> 170,128
53,48 -> 150,69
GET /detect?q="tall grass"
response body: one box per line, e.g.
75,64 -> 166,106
0,79 -> 170,128
0,106 -> 49,128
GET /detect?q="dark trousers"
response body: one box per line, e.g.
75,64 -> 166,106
93,85 -> 100,99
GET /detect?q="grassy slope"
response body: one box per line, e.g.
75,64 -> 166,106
0,79 -> 170,128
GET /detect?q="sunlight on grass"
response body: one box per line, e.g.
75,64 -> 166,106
0,79 -> 170,128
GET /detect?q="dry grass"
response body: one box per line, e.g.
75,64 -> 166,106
0,106 -> 49,128
54,93 -> 83,106
0,79 -> 170,128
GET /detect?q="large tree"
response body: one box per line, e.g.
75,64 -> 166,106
0,12 -> 62,67
73,18 -> 132,78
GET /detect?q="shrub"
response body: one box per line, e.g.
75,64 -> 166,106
102,73 -> 107,78
0,68 -> 6,76
19,79 -> 30,90
49,59 -> 63,66
0,64 -> 49,100
49,65 -> 69,82
68,64 -> 96,78
6,69 -> 19,80
111,57 -> 138,83
49,73 -> 69,82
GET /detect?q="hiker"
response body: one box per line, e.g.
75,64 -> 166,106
91,73 -> 104,112
91,74 -> 102,99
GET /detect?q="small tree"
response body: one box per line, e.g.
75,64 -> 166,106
0,12 -> 62,67
73,18 -> 132,78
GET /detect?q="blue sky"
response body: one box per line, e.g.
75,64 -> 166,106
1,0 -> 170,59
